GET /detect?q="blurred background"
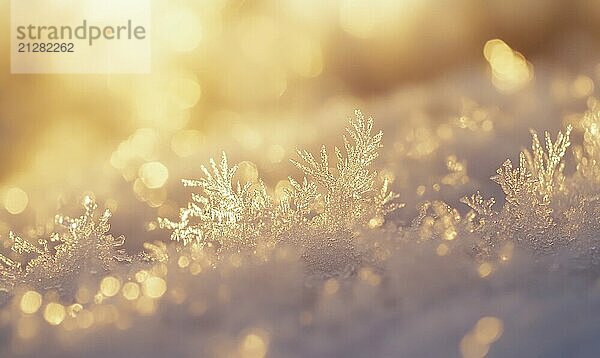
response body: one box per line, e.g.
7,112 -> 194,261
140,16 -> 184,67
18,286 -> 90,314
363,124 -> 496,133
1,0 -> 600,250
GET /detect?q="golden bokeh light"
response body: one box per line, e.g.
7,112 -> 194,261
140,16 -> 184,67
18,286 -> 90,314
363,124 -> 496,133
178,255 -> 190,268
4,187 -> 28,214
474,316 -> 504,345
157,6 -> 203,53
135,270 -> 149,283
139,162 -> 169,189
43,303 -> 66,326
571,75 -> 594,99
169,77 -> 202,109
484,39 -> 533,93
287,34 -> 323,78
76,287 -> 92,305
266,144 -> 286,164
100,276 -> 121,297
0,1 -> 595,356
323,278 -> 340,296
359,267 -> 382,286
76,309 -> 95,329
239,331 -> 269,358
20,291 -> 42,314
436,243 -> 450,256
460,316 -> 504,358
122,282 -> 141,301
460,332 -> 490,358
171,130 -> 203,158
367,216 -> 384,229
142,276 -> 167,299
478,262 -> 493,278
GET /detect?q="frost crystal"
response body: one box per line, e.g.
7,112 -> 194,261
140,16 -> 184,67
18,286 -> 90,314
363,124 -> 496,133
290,110 -> 401,228
160,110 -> 402,273
574,99 -> 600,191
457,111 -> 600,264
158,152 -> 283,251
286,110 -> 402,274
521,126 -> 571,201
461,127 -> 574,257
0,196 -> 131,293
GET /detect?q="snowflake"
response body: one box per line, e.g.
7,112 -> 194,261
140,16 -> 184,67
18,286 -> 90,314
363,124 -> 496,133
0,196 -> 132,294
160,110 -> 402,273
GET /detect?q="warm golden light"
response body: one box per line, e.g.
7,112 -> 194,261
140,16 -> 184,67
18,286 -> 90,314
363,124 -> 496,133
484,39 -> 533,93
139,162 -> 169,189
323,278 -> 340,295
0,1 -> 596,356
178,255 -> 190,268
122,282 -> 141,301
171,130 -> 203,158
76,287 -> 92,304
43,303 -> 66,326
143,277 -> 167,299
436,243 -> 450,256
100,276 -> 121,297
20,291 -> 42,314
4,187 -> 28,214
474,316 -> 504,345
460,332 -> 489,358
478,262 -> 493,278
159,8 -> 202,52
460,315 -> 504,358
135,270 -> 149,283
169,77 -> 202,109
239,331 -> 269,358
16,316 -> 39,339
76,309 -> 95,329
237,161 -> 259,183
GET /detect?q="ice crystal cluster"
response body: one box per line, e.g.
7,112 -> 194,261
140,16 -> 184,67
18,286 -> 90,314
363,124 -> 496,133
457,102 -> 600,265
4,103 -> 600,357
3,104 -> 600,302
0,196 -> 132,295
160,110 -> 402,274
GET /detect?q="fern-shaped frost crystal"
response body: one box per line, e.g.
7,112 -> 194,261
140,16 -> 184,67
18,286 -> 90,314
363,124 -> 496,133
160,111 -> 402,267
159,152 -> 278,251
0,196 -> 131,293
290,110 -> 401,228
522,126 -> 571,201
463,127 -> 574,257
575,100 -> 600,189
